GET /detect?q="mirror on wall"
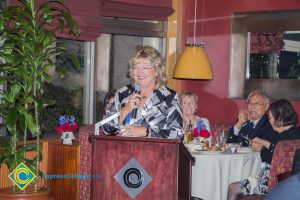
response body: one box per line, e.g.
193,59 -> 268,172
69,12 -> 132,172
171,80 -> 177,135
247,31 -> 300,79
229,10 -> 300,100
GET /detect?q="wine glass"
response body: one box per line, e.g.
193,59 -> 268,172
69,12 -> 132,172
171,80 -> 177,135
218,130 -> 228,147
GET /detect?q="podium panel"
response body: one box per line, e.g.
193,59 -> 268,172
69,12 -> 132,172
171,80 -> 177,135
89,135 -> 194,200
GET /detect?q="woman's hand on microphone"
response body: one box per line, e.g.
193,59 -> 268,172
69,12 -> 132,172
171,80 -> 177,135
127,93 -> 141,110
119,93 -> 141,123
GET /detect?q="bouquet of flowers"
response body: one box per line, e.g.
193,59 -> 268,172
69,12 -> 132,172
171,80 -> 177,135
56,115 -> 78,134
193,119 -> 210,138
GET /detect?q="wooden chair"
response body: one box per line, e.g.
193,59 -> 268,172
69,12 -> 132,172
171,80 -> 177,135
238,139 -> 300,200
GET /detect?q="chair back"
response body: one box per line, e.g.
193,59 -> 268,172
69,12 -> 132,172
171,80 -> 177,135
268,139 -> 300,190
292,148 -> 300,175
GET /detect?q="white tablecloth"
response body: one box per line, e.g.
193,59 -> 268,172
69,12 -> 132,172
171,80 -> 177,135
189,148 -> 261,200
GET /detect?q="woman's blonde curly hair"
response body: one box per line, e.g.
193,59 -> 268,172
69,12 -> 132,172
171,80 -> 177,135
128,45 -> 167,89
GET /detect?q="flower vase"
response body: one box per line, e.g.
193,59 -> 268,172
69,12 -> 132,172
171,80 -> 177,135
61,131 -> 75,145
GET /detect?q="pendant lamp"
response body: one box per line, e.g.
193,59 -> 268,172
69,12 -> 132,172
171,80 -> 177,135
173,0 -> 213,80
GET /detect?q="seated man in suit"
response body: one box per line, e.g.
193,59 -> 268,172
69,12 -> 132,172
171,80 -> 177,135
226,90 -> 274,146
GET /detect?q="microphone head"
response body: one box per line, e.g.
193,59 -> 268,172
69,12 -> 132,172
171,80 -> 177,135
134,84 -> 141,92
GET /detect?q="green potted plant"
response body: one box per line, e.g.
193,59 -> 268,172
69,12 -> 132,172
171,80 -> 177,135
0,0 -> 79,198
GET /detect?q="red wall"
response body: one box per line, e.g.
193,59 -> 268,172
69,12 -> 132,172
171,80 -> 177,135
182,0 -> 300,124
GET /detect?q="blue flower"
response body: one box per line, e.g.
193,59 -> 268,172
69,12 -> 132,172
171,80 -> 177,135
69,116 -> 76,124
196,119 -> 206,132
59,115 -> 67,125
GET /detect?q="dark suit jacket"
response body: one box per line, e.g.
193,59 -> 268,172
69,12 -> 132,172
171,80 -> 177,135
226,114 -> 273,146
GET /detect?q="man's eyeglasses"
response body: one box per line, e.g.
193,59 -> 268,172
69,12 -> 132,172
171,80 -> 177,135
247,101 -> 265,107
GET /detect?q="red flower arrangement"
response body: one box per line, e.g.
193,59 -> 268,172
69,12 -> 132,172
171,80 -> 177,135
193,128 -> 210,138
193,119 -> 211,138
56,115 -> 78,134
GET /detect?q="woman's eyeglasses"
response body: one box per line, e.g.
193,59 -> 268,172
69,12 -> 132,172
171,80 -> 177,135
132,64 -> 153,72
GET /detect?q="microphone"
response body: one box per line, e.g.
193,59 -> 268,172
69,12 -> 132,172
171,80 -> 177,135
132,84 -> 141,119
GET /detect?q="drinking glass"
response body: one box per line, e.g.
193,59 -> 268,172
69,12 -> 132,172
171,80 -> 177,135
219,134 -> 224,147
219,130 -> 228,147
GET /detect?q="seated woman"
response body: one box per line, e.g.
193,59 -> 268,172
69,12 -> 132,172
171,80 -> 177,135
102,45 -> 183,138
103,90 -> 116,115
227,99 -> 300,200
179,91 -> 211,144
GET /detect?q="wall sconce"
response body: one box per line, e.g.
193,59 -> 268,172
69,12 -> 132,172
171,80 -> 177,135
173,0 -> 213,80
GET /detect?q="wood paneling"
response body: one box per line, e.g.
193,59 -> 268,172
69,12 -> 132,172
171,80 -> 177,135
47,142 -> 80,200
0,165 -> 10,189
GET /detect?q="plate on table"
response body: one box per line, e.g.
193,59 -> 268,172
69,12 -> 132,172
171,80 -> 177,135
185,144 -> 202,153
226,143 -> 239,147
237,147 -> 253,153
195,149 -> 224,154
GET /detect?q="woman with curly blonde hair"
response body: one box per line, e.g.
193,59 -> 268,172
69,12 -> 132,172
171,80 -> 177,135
102,45 -> 183,138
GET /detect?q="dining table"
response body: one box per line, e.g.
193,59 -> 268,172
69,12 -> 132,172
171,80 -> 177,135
187,144 -> 261,200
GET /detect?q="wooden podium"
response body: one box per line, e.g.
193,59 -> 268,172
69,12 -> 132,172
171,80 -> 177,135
89,135 -> 195,200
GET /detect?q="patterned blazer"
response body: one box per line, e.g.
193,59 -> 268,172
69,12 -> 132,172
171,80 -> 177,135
102,84 -> 183,138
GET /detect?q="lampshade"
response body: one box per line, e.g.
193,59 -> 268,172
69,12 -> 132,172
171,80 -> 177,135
173,45 -> 213,79
173,0 -> 212,80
